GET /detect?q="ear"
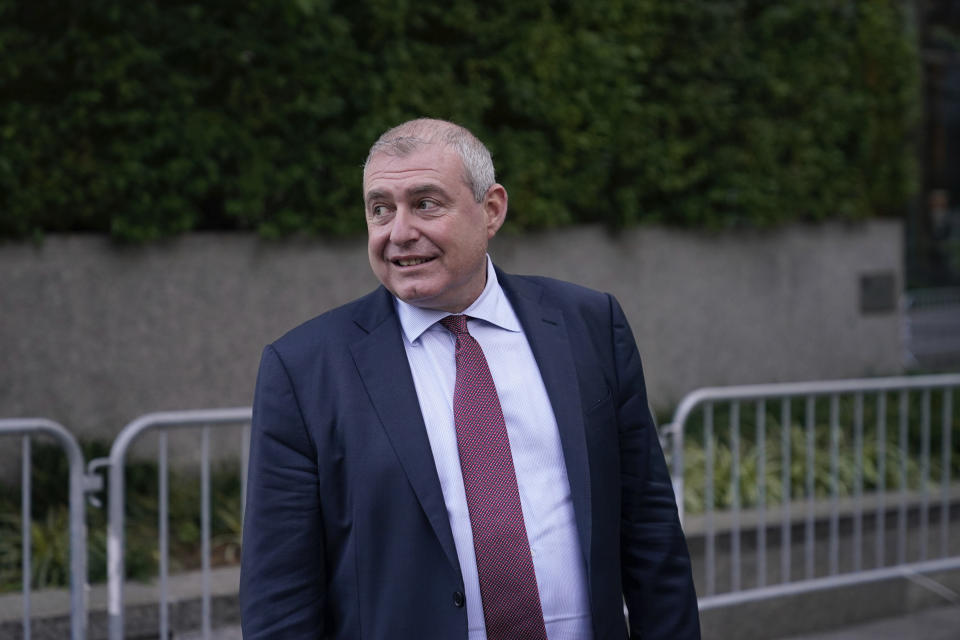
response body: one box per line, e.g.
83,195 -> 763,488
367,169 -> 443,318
482,184 -> 508,238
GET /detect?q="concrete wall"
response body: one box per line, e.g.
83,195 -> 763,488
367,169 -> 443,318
495,220 -> 904,406
0,220 -> 902,447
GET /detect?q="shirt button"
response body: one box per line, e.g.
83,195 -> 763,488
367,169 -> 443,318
452,590 -> 465,608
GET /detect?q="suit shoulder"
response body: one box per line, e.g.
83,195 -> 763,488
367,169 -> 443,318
268,287 -> 386,357
506,273 -> 612,309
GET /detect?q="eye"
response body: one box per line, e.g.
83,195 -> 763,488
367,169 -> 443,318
368,204 -> 391,221
416,199 -> 439,211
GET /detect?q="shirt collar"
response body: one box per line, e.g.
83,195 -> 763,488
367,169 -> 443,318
395,256 -> 522,344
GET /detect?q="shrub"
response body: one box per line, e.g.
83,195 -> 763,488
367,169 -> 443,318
0,0 -> 919,241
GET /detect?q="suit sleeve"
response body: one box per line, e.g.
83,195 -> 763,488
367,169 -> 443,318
610,295 -> 701,639
240,345 -> 326,639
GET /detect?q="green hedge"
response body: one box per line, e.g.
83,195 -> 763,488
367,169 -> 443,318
0,0 -> 920,241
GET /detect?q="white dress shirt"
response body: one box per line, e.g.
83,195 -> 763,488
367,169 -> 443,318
395,257 -> 593,640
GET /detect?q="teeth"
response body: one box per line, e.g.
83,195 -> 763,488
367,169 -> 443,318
397,258 -> 429,266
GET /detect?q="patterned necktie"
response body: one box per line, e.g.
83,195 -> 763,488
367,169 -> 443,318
439,314 -> 548,640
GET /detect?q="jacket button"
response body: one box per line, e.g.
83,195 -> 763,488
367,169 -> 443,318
453,590 -> 465,607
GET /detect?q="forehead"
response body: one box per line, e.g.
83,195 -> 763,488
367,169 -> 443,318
363,145 -> 466,197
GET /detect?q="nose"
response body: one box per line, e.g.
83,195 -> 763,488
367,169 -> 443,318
389,207 -> 420,245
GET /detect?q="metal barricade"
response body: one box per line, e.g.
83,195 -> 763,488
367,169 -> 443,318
663,374 -> 960,609
101,408 -> 251,640
0,418 -> 93,640
7,375 -> 956,633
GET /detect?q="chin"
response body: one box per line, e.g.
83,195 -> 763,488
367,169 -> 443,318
404,293 -> 443,309
405,291 -> 454,311
394,286 -> 437,306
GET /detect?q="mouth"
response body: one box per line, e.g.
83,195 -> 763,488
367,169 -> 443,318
392,256 -> 436,267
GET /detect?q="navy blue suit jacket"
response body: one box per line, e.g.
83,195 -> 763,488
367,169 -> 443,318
239,268 -> 700,639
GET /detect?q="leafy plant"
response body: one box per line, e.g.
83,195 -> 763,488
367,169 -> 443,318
0,440 -> 245,593
0,0 -> 919,241
0,507 -> 72,590
676,389 -> 960,515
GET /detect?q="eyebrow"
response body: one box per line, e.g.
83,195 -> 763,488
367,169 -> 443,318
364,189 -> 389,205
364,183 -> 451,206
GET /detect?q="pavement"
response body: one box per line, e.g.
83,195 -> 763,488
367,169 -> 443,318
175,627 -> 242,640
778,604 -> 960,640
177,606 -> 960,640
4,562 -> 957,640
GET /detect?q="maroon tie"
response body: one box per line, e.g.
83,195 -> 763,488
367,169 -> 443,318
439,315 -> 548,640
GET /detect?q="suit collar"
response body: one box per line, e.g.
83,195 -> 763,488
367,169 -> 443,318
350,285 -> 396,335
394,257 -> 521,345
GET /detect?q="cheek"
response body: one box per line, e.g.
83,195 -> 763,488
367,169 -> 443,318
367,230 -> 386,257
458,226 -> 489,258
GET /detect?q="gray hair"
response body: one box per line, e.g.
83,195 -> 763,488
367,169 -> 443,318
363,118 -> 496,202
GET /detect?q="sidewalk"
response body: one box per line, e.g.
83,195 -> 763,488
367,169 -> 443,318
778,604 -> 960,640
176,627 -> 241,640
176,608 -> 960,640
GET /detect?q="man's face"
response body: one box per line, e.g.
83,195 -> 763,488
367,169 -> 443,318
364,145 -> 506,313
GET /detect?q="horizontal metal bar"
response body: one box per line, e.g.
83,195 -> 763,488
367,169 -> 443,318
671,375 -> 960,428
109,408 -> 253,465
684,488 -> 960,539
699,556 -> 960,610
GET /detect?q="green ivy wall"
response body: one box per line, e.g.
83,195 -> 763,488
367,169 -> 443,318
0,0 -> 920,241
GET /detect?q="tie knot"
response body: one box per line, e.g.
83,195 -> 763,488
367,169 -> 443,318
440,314 -> 470,336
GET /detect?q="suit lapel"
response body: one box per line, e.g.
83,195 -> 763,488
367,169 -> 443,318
346,275 -> 596,580
348,288 -> 461,573
498,271 -> 594,574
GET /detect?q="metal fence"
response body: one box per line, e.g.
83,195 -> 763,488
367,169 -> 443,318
663,374 -> 960,609
0,418 -> 93,640
4,374 -> 960,634
100,408 -> 251,640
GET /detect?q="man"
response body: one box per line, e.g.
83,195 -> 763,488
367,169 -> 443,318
240,118 -> 700,639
